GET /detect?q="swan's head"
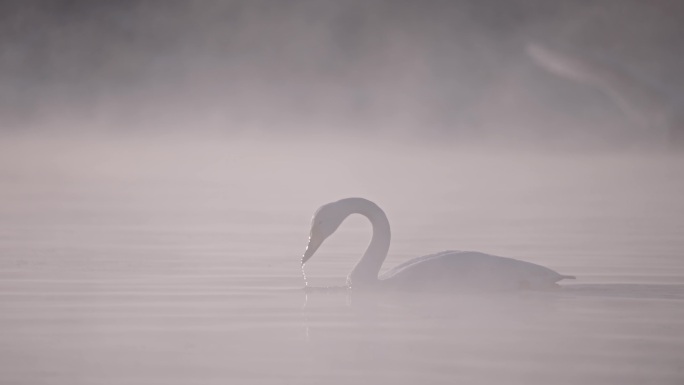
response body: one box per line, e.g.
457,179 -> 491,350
302,202 -> 348,265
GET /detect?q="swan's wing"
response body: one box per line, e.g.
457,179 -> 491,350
381,251 -> 572,291
383,250 -> 462,274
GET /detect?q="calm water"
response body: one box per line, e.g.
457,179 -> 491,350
1,136 -> 683,384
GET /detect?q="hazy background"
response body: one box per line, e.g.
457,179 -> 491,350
2,2 -> 684,384
1,0 -> 683,145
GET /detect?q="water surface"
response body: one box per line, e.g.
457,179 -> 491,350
1,136 -> 683,384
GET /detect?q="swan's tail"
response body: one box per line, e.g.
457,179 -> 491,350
559,274 -> 576,280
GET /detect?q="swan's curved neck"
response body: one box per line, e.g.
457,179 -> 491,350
340,198 -> 391,287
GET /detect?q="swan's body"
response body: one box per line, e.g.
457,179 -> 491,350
526,43 -> 683,147
302,198 -> 574,291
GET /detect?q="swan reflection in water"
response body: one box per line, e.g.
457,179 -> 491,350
301,198 -> 575,292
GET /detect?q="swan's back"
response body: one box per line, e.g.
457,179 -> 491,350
380,251 -> 572,292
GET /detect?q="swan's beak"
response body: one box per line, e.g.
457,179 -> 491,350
302,235 -> 323,265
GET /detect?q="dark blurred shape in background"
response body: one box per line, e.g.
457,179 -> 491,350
1,0 -> 682,145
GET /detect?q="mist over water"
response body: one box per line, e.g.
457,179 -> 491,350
1,2 -> 684,384
3,0 -> 683,143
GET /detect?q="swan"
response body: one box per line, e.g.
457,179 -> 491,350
301,198 -> 575,291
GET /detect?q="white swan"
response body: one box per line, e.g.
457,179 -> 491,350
301,198 -> 575,291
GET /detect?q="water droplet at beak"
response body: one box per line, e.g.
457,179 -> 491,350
301,235 -> 322,265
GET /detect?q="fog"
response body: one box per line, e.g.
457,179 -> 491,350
2,0 -> 683,145
1,1 -> 684,384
